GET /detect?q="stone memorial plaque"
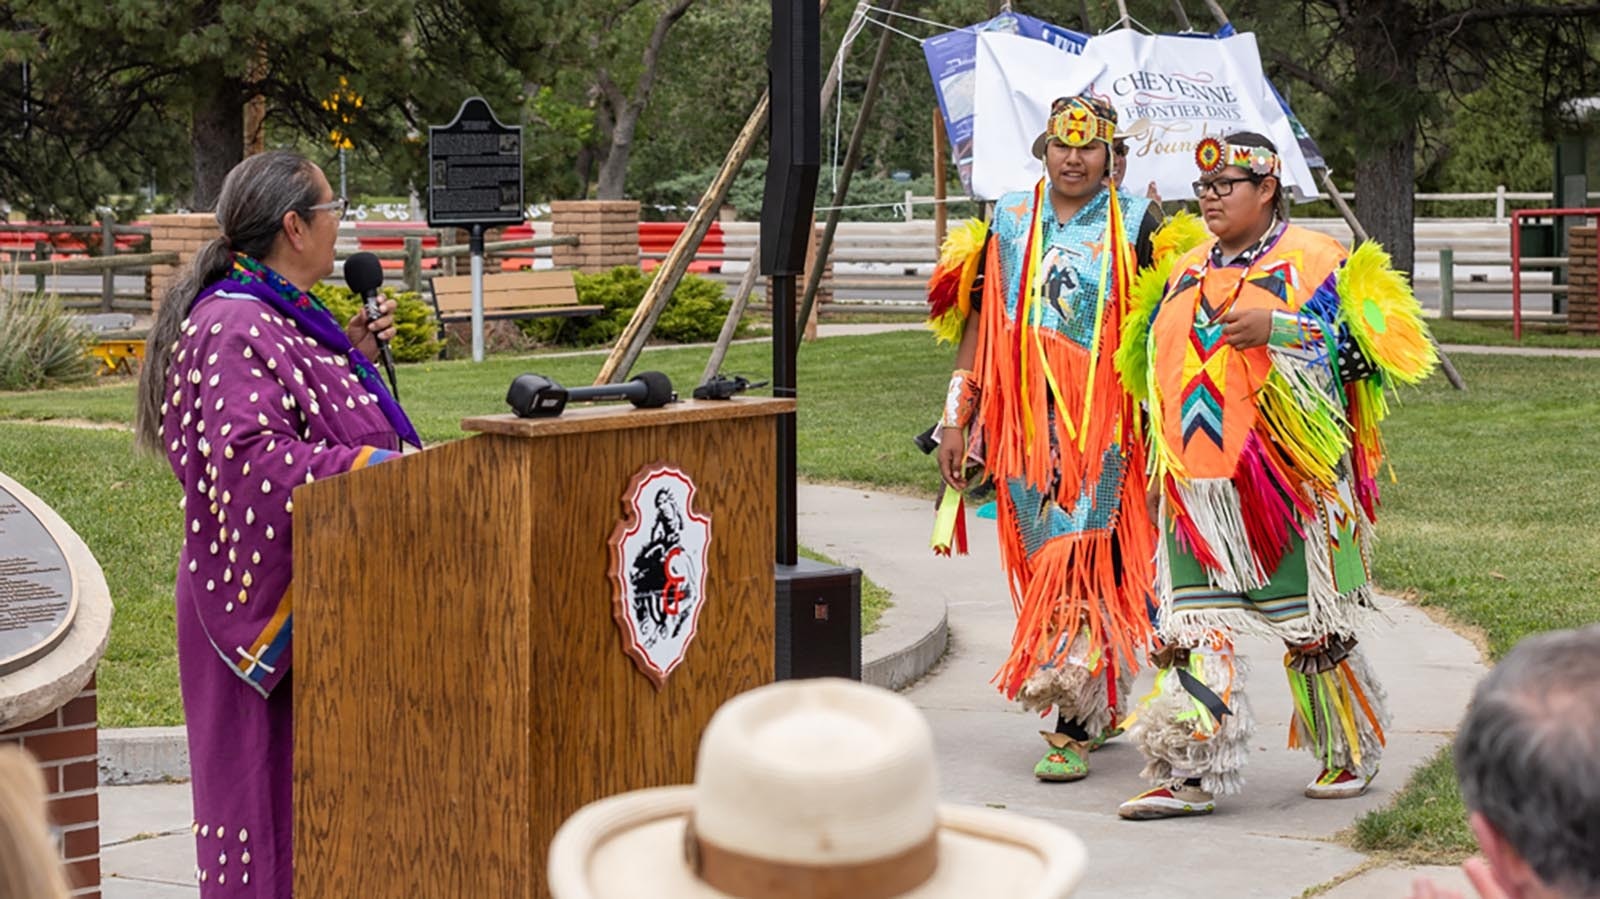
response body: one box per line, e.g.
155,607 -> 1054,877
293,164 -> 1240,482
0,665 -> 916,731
426,97 -> 524,228
0,485 -> 76,676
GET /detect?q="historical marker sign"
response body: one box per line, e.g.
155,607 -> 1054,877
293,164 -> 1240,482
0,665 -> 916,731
0,485 -> 76,677
426,97 -> 525,228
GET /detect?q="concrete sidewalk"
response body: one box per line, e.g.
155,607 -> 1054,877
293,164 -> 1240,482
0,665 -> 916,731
99,483 -> 1487,898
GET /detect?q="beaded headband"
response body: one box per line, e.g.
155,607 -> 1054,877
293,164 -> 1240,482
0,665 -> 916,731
1194,137 -> 1281,177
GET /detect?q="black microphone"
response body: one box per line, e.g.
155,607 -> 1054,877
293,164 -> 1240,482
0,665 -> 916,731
507,371 -> 675,418
343,252 -> 400,400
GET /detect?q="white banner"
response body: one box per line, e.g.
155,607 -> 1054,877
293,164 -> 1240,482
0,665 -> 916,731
969,30 -> 1318,203
970,33 -> 1103,200
1087,31 -> 1318,202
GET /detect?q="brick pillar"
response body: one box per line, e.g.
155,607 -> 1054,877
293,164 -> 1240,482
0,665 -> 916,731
550,200 -> 640,273
1568,226 -> 1598,335
1,676 -> 101,898
148,214 -> 223,311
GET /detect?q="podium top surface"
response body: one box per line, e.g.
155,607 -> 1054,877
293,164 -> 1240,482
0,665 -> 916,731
461,396 -> 796,439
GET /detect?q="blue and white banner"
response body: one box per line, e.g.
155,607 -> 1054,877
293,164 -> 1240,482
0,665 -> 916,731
1212,22 -> 1326,170
923,13 -> 1088,193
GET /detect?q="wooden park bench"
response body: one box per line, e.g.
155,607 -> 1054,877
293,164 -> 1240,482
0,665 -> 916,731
428,270 -> 603,354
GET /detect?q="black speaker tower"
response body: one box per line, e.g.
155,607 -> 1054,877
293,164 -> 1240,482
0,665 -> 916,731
761,0 -> 821,279
763,0 -> 860,681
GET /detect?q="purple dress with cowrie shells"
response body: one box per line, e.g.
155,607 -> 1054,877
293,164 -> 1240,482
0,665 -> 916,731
158,256 -> 418,897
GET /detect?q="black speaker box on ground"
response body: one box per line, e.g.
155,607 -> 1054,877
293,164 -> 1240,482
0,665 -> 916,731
760,0 -> 821,276
775,558 -> 862,680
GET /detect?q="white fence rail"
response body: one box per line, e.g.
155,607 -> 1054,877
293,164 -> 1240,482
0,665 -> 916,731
886,187 -> 1600,224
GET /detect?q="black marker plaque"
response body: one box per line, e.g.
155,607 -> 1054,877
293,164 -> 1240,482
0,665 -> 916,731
0,485 -> 76,676
426,97 -> 524,228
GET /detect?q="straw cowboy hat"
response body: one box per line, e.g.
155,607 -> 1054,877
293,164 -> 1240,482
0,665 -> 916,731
548,679 -> 1087,899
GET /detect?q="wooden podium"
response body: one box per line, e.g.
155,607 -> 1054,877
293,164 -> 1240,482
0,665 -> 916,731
292,398 -> 790,898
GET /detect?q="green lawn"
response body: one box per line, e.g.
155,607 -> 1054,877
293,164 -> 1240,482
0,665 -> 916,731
4,333 -> 1597,865
0,424 -> 184,726
1349,352 -> 1600,860
1429,317 -> 1600,349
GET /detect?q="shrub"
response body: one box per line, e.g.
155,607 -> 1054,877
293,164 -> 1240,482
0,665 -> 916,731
654,274 -> 730,343
309,283 -> 443,363
0,292 -> 96,390
518,266 -> 739,347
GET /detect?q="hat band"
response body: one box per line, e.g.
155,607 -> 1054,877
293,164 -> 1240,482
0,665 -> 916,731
688,825 -> 939,899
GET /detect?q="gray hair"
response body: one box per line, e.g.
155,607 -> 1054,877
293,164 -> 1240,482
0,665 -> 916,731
1454,625 -> 1600,898
134,151 -> 324,453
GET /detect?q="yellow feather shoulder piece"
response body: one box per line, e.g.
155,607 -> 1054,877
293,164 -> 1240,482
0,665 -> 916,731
1150,210 -> 1209,265
1116,254 -> 1176,402
1335,241 -> 1437,385
926,218 -> 988,345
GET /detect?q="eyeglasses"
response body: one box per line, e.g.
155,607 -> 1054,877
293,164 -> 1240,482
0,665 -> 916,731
1191,176 -> 1259,199
305,197 -> 349,219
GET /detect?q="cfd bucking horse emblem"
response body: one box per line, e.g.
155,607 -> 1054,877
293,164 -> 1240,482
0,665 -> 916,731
610,464 -> 711,687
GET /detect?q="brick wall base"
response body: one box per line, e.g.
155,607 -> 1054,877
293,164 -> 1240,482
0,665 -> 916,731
0,676 -> 101,898
1568,226 -> 1597,334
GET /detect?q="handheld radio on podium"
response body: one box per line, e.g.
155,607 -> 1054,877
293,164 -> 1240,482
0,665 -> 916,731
342,252 -> 400,400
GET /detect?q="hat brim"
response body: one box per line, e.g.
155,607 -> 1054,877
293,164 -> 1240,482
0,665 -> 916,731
548,787 -> 1088,899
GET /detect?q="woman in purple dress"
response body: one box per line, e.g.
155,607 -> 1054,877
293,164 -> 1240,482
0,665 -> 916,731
135,151 -> 420,897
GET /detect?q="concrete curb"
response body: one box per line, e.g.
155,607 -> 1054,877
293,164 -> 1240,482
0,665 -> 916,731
862,590 -> 949,692
99,726 -> 188,786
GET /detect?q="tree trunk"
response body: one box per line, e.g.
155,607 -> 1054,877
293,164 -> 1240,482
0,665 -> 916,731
191,77 -> 244,211
594,0 -> 695,200
573,145 -> 596,199
1353,133 -> 1416,275
1348,5 -> 1418,276
594,116 -> 634,199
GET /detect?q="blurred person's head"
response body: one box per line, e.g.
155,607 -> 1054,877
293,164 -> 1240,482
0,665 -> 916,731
549,679 -> 1089,898
0,746 -> 72,899
1110,137 -> 1128,187
1455,625 -> 1600,899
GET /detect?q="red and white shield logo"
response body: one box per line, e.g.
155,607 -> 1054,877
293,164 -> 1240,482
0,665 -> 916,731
609,464 -> 712,688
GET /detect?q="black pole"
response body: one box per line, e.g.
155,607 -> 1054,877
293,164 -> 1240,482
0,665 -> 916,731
763,0 -> 817,566
773,274 -> 798,565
